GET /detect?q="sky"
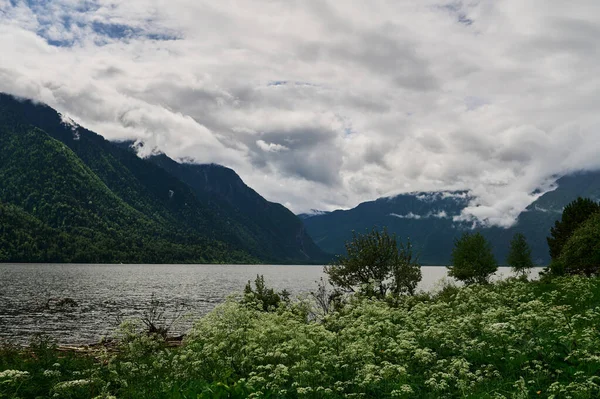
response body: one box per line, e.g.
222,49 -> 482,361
1,0 -> 600,227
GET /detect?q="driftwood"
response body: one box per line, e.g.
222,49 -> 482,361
55,335 -> 185,355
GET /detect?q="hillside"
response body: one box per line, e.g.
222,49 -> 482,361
303,174 -> 600,265
147,153 -> 328,263
0,93 -> 327,264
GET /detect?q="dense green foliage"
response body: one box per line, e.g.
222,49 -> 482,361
547,197 -> 600,261
552,213 -> 600,276
0,201 -> 65,262
0,93 -> 327,264
3,276 -> 600,398
0,121 -> 252,263
448,232 -> 498,285
507,233 -> 534,276
325,228 -> 421,298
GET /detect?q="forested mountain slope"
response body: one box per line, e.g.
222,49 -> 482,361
0,93 -> 327,263
148,154 -> 328,263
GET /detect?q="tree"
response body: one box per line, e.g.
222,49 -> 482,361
553,213 -> 600,277
547,197 -> 600,261
325,228 -> 421,299
507,233 -> 534,276
391,239 -> 422,296
448,232 -> 497,285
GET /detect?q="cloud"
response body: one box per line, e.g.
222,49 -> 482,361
256,140 -> 289,153
390,212 -> 423,220
1,0 -> 600,225
415,191 -> 471,203
390,210 -> 450,220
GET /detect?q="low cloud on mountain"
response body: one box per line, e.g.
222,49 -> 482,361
2,0 -> 600,226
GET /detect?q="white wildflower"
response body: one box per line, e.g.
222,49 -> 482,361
43,369 -> 62,378
0,369 -> 30,380
53,379 -> 92,391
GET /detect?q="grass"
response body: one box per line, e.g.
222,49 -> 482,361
2,276 -> 600,398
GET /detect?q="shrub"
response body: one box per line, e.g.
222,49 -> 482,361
309,277 -> 344,318
243,274 -> 290,312
325,227 -> 421,299
0,335 -> 102,399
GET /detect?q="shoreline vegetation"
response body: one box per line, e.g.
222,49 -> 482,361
3,197 -> 600,398
1,275 -> 600,398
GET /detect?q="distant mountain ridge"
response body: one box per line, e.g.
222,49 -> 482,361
302,190 -> 472,265
298,210 -> 331,220
303,176 -> 600,266
0,93 -> 329,264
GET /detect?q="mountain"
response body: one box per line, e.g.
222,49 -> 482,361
0,99 -> 241,263
302,191 -> 471,265
0,93 -> 328,264
145,153 -> 329,263
302,174 -> 600,266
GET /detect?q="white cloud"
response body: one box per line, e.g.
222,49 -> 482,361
390,210 -> 451,220
256,140 -> 289,153
433,210 -> 448,219
415,192 -> 471,203
390,212 -> 422,220
1,0 -> 600,225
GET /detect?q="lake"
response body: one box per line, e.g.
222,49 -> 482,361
0,264 -> 541,345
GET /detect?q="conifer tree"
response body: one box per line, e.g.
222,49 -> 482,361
507,233 -> 534,276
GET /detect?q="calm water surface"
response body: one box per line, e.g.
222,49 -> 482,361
0,264 -> 540,345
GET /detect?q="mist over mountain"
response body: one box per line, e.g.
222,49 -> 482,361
0,93 -> 329,264
3,1 -> 600,225
302,175 -> 600,265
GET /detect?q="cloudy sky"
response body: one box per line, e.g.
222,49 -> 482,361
1,0 -> 600,227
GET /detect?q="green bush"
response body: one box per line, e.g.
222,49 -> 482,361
554,213 -> 600,276
243,274 -> 290,312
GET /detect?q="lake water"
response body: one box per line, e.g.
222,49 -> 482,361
0,264 -> 540,345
